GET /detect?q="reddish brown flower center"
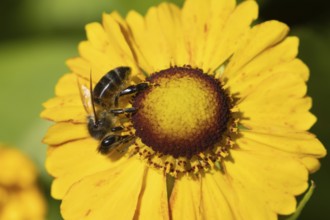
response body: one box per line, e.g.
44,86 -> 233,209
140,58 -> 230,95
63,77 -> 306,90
132,67 -> 231,158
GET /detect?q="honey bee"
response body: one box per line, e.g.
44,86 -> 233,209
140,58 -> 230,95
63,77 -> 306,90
79,66 -> 149,154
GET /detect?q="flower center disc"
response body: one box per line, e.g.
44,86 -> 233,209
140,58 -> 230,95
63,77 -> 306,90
132,67 -> 230,158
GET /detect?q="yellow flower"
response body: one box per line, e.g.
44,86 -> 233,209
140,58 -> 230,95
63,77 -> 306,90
41,0 -> 326,219
0,144 -> 46,220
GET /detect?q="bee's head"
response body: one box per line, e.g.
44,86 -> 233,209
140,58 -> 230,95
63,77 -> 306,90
87,115 -> 111,140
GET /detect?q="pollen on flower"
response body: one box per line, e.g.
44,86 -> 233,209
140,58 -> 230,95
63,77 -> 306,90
132,67 -> 231,159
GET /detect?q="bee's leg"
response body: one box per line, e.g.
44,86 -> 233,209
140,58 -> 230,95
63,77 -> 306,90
110,107 -> 137,115
110,126 -> 124,132
115,82 -> 150,107
98,134 -> 134,154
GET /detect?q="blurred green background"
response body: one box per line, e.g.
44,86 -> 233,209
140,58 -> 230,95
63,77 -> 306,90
0,0 -> 329,219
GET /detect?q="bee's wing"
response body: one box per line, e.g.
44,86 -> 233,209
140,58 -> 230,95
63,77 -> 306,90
77,78 -> 94,117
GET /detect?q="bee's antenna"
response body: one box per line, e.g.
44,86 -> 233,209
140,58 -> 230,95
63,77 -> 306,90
90,70 -> 98,126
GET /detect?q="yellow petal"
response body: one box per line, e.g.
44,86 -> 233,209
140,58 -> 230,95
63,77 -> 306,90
227,150 -> 306,215
261,58 -> 309,82
46,139 -> 125,199
242,100 -> 316,131
126,10 -> 154,73
80,16 -> 141,81
66,57 -> 90,79
85,22 -> 109,51
61,159 -> 146,220
235,138 -> 309,195
228,177 -> 277,220
19,187 -> 46,220
41,93 -> 86,123
241,112 -> 316,133
78,41 -> 114,78
200,172 -> 235,219
42,95 -> 82,108
242,130 -> 326,158
238,74 -> 306,103
206,0 -> 258,71
75,18 -> 143,81
134,169 -> 169,220
102,12 -> 134,59
237,134 -> 324,174
170,175 -> 202,220
235,55 -> 314,130
55,73 -> 80,97
40,105 -> 86,123
0,187 -> 46,220
43,122 -> 89,145
201,0 -> 237,71
127,3 -> 180,73
300,157 -> 321,173
181,0 -> 212,68
153,3 -> 188,67
107,11 -> 128,30
289,58 -> 310,81
78,41 -> 136,82
209,169 -> 277,220
226,37 -> 300,94
224,20 -> 289,78
102,13 -> 141,76
181,0 -> 241,69
0,147 -> 36,188
144,4 -> 180,70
